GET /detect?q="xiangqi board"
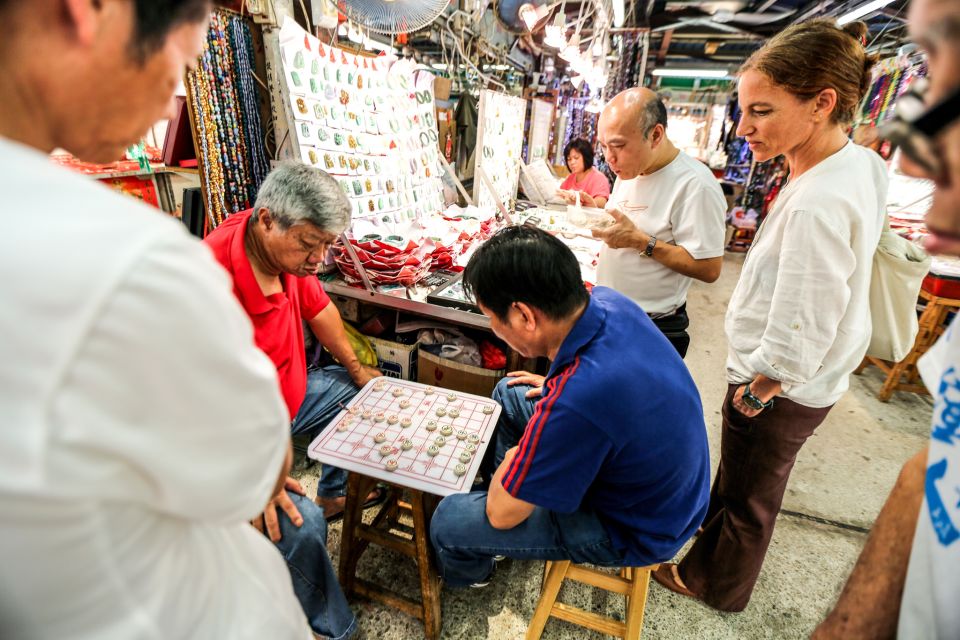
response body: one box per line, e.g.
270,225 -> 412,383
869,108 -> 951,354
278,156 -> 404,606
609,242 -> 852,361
307,378 -> 502,496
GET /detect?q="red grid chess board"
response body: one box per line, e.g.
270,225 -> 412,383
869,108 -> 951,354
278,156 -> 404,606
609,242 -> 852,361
307,378 -> 502,496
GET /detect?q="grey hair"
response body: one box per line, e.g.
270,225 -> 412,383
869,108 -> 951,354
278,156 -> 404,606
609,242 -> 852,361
253,161 -> 351,233
639,96 -> 668,138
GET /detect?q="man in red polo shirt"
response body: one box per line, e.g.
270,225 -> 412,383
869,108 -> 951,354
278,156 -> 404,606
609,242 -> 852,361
205,162 -> 382,523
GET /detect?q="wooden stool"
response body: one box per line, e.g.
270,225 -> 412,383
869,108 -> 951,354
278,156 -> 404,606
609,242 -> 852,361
856,289 -> 960,401
526,560 -> 658,640
338,474 -> 442,640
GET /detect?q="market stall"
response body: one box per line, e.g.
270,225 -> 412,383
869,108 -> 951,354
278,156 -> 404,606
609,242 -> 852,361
31,1 -> 943,637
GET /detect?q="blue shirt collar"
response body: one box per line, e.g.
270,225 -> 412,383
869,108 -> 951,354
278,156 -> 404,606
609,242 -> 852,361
548,292 -> 606,378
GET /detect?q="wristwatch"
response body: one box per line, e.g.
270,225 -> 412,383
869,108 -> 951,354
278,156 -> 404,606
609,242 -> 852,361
643,236 -> 657,257
741,384 -> 774,411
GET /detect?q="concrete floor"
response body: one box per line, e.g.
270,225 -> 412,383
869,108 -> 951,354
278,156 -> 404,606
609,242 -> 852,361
293,251 -> 933,639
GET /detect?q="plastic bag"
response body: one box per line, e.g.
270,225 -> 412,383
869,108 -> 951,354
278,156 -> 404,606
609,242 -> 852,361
342,322 -> 378,368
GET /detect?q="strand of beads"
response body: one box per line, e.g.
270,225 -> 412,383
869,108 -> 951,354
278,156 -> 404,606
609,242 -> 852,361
230,17 -> 269,194
187,10 -> 272,227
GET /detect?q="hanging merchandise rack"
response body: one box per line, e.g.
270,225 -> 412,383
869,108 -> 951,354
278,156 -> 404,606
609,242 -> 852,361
185,9 -> 270,229
857,53 -> 927,131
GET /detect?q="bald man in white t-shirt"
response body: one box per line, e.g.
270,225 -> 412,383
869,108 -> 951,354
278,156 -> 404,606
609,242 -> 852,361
594,88 -> 727,357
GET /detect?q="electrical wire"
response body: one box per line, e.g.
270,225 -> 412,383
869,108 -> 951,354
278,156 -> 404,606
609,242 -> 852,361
445,10 -> 506,90
298,0 -> 312,33
866,1 -> 907,50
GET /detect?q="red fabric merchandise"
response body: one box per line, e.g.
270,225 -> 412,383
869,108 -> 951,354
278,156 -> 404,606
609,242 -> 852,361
204,209 -> 330,419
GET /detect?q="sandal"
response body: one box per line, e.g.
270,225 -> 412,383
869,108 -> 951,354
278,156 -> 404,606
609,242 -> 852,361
322,486 -> 388,523
652,563 -> 700,600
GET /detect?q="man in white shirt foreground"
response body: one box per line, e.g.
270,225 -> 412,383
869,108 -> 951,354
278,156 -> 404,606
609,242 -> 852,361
592,88 -> 727,357
813,0 -> 960,636
0,2 -> 326,638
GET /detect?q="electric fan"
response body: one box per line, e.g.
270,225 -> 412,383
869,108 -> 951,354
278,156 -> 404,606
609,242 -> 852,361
328,0 -> 451,35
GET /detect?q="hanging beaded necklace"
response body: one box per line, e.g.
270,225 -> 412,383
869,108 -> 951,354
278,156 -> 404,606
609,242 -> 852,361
186,10 -> 271,226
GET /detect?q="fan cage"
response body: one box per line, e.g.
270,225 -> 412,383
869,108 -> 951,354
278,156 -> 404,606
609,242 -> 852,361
330,0 -> 449,35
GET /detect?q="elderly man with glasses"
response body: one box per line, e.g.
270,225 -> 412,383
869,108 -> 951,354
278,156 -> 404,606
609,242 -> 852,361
204,162 -> 385,524
813,2 -> 960,637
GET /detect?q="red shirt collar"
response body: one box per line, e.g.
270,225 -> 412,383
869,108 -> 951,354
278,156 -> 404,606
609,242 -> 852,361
230,210 -> 293,315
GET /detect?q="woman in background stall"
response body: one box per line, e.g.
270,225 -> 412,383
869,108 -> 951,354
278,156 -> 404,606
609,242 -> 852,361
557,138 -> 611,208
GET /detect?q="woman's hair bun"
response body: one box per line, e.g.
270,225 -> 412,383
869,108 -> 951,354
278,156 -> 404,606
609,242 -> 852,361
842,20 -> 869,45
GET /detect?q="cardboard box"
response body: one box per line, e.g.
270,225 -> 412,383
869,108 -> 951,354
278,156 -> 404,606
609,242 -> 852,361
433,76 -> 453,101
369,336 -> 418,380
417,348 -> 504,397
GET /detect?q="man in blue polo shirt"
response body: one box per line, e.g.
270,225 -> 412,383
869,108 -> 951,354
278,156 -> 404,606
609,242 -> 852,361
430,226 -> 710,587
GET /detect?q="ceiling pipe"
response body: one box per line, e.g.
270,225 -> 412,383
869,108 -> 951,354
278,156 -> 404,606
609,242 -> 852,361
792,0 -> 836,24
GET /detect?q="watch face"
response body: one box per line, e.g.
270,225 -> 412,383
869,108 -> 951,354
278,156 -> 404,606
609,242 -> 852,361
741,386 -> 766,410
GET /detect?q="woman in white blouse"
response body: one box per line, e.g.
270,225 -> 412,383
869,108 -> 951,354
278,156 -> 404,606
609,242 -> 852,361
652,19 -> 888,612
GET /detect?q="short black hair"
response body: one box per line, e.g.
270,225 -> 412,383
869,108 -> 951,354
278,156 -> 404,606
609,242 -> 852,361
130,0 -> 211,61
563,138 -> 595,171
0,1 -> 210,62
462,226 -> 589,322
642,96 -> 668,137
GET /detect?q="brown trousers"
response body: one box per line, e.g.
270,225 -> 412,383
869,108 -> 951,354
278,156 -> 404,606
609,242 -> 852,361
678,384 -> 833,612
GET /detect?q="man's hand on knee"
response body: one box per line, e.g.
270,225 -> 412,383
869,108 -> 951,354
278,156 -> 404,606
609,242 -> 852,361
506,371 -> 545,398
252,477 -> 306,543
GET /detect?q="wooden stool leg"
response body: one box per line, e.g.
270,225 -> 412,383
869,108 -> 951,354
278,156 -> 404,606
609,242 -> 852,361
338,474 -> 375,595
410,490 -> 441,640
854,357 -> 868,375
620,567 -> 633,612
624,568 -> 653,640
541,560 -> 553,593
526,560 -> 570,640
879,359 -> 909,401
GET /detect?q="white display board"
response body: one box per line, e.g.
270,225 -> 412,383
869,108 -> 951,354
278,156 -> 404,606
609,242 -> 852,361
307,378 -> 502,497
473,89 -> 528,212
277,17 -> 444,222
526,98 -> 554,164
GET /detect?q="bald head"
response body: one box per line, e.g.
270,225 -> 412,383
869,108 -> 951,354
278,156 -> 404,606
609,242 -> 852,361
600,88 -> 668,138
597,88 -> 675,179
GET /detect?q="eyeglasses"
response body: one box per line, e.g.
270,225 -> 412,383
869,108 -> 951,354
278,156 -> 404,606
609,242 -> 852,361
880,78 -> 960,178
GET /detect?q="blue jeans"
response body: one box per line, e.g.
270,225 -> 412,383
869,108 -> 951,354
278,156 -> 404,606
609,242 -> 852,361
291,366 -> 359,498
430,491 -> 625,588
479,378 -> 540,481
275,493 -> 357,639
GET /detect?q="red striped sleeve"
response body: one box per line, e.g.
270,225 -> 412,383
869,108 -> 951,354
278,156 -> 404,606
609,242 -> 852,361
503,357 -> 581,495
502,376 -> 559,490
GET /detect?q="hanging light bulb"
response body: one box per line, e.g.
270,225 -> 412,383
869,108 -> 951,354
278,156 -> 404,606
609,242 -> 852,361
559,33 -> 581,62
612,0 -> 625,27
592,35 -> 604,57
519,3 -> 549,31
543,13 -> 566,49
589,62 -> 609,88
570,51 -> 591,75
